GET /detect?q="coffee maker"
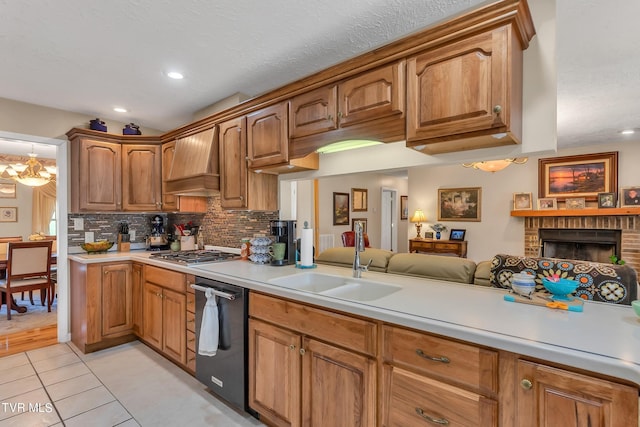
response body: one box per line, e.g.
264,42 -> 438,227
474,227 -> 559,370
148,215 -> 169,250
270,220 -> 297,266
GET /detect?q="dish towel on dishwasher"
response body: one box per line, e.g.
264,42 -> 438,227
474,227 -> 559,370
199,289 -> 219,356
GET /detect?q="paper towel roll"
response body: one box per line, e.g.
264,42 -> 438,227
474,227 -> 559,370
300,227 -> 314,266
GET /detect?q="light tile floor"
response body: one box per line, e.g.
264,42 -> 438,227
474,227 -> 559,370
0,341 -> 265,426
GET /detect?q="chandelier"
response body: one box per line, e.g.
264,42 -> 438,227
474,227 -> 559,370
462,157 -> 528,173
0,151 -> 56,187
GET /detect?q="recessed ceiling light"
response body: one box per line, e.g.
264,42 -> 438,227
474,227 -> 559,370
167,71 -> 184,80
621,129 -> 635,135
113,107 -> 127,113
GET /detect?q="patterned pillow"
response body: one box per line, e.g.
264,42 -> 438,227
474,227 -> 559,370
489,254 -> 637,305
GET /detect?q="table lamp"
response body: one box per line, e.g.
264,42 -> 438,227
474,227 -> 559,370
410,209 -> 427,239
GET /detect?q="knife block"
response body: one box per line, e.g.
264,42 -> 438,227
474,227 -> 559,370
117,234 -> 130,252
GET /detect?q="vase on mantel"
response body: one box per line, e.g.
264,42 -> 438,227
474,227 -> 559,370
436,232 -> 441,240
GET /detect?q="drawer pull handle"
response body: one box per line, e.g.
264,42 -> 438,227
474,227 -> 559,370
416,349 -> 450,364
415,408 -> 449,425
520,378 -> 533,390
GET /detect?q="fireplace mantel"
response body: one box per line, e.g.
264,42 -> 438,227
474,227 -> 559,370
511,207 -> 640,217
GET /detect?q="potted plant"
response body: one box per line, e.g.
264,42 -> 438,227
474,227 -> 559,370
431,223 -> 448,240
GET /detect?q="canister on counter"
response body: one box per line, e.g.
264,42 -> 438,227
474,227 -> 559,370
240,238 -> 251,260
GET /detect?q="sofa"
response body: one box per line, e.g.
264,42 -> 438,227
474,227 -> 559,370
314,248 -> 638,305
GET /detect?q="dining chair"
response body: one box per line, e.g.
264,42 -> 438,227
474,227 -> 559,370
341,231 -> 370,248
0,241 -> 53,320
24,237 -> 57,306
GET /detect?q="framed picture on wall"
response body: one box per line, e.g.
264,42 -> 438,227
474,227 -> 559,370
597,192 -> 616,208
619,187 -> 640,207
513,192 -> 533,210
333,192 -> 349,225
400,195 -> 408,220
438,187 -> 481,221
537,197 -> 557,210
0,207 -> 18,222
0,183 -> 16,198
352,188 -> 368,212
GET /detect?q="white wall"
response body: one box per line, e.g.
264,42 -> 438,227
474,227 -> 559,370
0,184 -> 33,239
408,138 -> 640,262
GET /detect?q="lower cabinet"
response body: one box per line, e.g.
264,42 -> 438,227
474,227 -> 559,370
70,260 -> 136,353
142,265 -> 187,365
131,262 -> 143,336
185,275 -> 196,373
248,292 -> 377,427
516,360 -> 638,427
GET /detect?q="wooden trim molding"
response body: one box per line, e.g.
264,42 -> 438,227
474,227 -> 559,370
511,207 -> 640,217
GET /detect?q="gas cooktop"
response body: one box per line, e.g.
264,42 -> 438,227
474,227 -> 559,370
148,249 -> 240,265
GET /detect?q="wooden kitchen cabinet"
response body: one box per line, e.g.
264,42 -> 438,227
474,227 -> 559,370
68,128 -> 162,212
142,265 -> 187,365
289,85 -> 338,138
161,140 -> 207,213
381,324 -> 498,426
132,262 -> 143,337
407,25 -> 524,154
409,238 -> 468,258
122,144 -> 162,211
219,117 -> 278,210
516,360 -> 638,427
248,292 -> 377,427
70,260 -> 137,353
247,102 -> 289,169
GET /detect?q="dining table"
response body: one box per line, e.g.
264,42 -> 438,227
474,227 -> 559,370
0,252 -> 57,314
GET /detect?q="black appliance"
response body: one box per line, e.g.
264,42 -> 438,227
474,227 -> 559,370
269,220 -> 297,266
148,250 -> 240,265
148,215 -> 169,250
193,277 -> 252,415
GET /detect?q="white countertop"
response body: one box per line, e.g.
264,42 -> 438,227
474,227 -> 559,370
68,251 -> 640,386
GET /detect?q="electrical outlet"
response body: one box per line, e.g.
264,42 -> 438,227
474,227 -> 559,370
84,232 -> 94,243
130,230 -> 136,241
73,218 -> 84,231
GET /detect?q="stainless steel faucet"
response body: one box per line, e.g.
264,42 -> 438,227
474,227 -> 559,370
353,222 -> 372,278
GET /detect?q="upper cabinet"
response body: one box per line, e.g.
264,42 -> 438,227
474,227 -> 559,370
161,141 -> 178,211
406,25 -> 524,154
247,103 -> 289,169
69,129 -> 163,212
289,61 -> 406,157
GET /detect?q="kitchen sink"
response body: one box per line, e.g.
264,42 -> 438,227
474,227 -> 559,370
269,272 -> 350,293
269,272 -> 401,301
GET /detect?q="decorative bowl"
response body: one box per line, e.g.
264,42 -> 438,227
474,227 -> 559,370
511,273 -> 536,297
542,277 -> 579,300
81,241 -> 114,253
632,300 -> 640,318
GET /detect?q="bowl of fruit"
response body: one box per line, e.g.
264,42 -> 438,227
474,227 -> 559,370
80,240 -> 114,253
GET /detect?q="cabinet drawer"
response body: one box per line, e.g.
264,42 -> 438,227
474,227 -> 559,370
434,243 -> 459,251
250,292 -> 377,356
411,241 -> 433,250
382,365 -> 497,426
186,292 -> 195,313
382,325 -> 497,395
186,349 -> 196,372
187,330 -> 196,353
186,310 -> 196,333
144,265 -> 186,293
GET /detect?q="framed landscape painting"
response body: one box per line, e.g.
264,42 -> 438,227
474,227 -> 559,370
438,187 -> 481,222
538,152 -> 618,202
333,192 -> 349,225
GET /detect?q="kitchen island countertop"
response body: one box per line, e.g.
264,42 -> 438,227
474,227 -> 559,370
68,251 -> 640,386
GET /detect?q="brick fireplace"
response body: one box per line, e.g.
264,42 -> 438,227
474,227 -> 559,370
523,214 -> 640,274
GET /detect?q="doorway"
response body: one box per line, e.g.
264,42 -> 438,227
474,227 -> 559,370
380,188 -> 397,251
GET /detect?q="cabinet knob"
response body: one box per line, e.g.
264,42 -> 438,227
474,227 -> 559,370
415,408 -> 449,425
299,348 -> 306,355
493,105 -> 502,115
416,349 -> 450,364
239,196 -> 244,201
520,378 -> 533,390
327,114 -> 333,121
289,344 -> 295,351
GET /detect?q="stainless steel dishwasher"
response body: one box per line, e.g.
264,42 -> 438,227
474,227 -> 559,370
192,277 -> 249,413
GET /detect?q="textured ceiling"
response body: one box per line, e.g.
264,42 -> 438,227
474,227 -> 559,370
0,0 -> 639,153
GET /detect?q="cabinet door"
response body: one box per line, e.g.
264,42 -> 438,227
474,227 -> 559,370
517,360 -> 638,427
289,85 -> 338,138
101,263 -> 133,337
219,117 -> 248,209
122,144 -> 162,211
162,288 -> 186,365
338,61 -> 405,127
407,27 -> 508,142
247,103 -> 289,169
301,338 -> 376,427
161,141 -> 178,211
78,139 -> 121,211
142,282 -> 163,350
131,263 -> 143,336
249,319 -> 301,427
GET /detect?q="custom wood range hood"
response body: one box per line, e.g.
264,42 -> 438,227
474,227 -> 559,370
165,126 -> 220,196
